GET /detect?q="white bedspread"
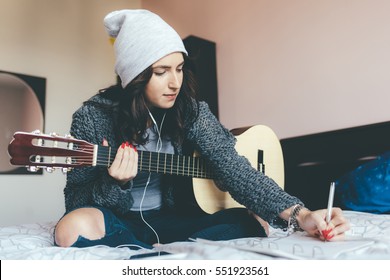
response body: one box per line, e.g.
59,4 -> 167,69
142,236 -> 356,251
1,211 -> 389,260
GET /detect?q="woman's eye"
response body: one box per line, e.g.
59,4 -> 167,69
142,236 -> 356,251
154,71 -> 165,76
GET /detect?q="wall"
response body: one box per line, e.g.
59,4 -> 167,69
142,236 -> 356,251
144,0 -> 390,138
0,0 -> 141,226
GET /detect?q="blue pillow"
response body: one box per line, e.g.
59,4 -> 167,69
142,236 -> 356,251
335,151 -> 390,214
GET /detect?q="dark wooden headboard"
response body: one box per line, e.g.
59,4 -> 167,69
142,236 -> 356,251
280,121 -> 390,210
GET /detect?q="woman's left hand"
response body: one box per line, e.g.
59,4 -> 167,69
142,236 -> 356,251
297,207 -> 350,241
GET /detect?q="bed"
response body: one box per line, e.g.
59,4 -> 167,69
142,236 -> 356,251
280,120 -> 390,211
1,121 -> 390,260
0,210 -> 389,260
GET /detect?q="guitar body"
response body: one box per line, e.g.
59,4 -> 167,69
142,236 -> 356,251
192,125 -> 284,214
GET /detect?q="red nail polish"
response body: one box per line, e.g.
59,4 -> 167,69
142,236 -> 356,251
121,142 -> 125,149
125,141 -> 130,147
326,234 -> 334,241
321,228 -> 332,239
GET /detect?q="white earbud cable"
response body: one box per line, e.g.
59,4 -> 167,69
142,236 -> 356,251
138,109 -> 167,251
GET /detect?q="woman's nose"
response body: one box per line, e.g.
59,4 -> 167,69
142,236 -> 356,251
168,73 -> 181,89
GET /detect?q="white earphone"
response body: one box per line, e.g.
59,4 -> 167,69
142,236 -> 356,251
147,109 -> 166,152
137,108 -> 167,248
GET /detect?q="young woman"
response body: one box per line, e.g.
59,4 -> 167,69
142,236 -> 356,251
54,9 -> 349,249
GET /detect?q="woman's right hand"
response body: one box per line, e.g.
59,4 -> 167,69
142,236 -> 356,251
103,139 -> 138,184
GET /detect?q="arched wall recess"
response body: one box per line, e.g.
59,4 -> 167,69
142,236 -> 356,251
0,70 -> 46,175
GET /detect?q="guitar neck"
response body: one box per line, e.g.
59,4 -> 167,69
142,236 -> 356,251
97,146 -> 213,179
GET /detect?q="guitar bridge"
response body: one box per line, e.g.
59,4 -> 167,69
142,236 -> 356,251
258,149 -> 265,174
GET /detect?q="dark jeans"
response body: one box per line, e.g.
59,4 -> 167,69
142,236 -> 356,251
67,206 -> 267,249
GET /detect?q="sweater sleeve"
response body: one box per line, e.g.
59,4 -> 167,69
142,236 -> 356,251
63,104 -> 134,214
185,102 -> 303,227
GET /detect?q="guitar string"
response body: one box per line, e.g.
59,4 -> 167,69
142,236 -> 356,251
46,153 -> 210,171
59,158 -> 213,178
63,153 -> 209,170
52,146 -> 213,177
42,145 -> 214,177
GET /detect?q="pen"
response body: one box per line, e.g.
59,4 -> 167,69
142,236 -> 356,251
326,182 -> 335,223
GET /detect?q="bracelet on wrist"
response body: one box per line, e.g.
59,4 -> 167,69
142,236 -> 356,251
287,204 -> 305,234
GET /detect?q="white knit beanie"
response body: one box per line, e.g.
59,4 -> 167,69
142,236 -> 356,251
104,9 -> 188,88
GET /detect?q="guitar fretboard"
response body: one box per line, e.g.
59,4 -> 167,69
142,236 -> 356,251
97,146 -> 213,179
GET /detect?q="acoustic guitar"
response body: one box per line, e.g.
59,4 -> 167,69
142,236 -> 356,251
7,125 -> 284,214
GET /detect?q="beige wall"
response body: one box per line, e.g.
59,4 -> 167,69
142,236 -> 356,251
144,0 -> 390,138
0,0 -> 141,226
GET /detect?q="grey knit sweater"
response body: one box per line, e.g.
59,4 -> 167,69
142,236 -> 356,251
63,94 -> 303,228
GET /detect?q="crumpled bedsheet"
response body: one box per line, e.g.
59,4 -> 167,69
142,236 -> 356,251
1,211 -> 389,260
